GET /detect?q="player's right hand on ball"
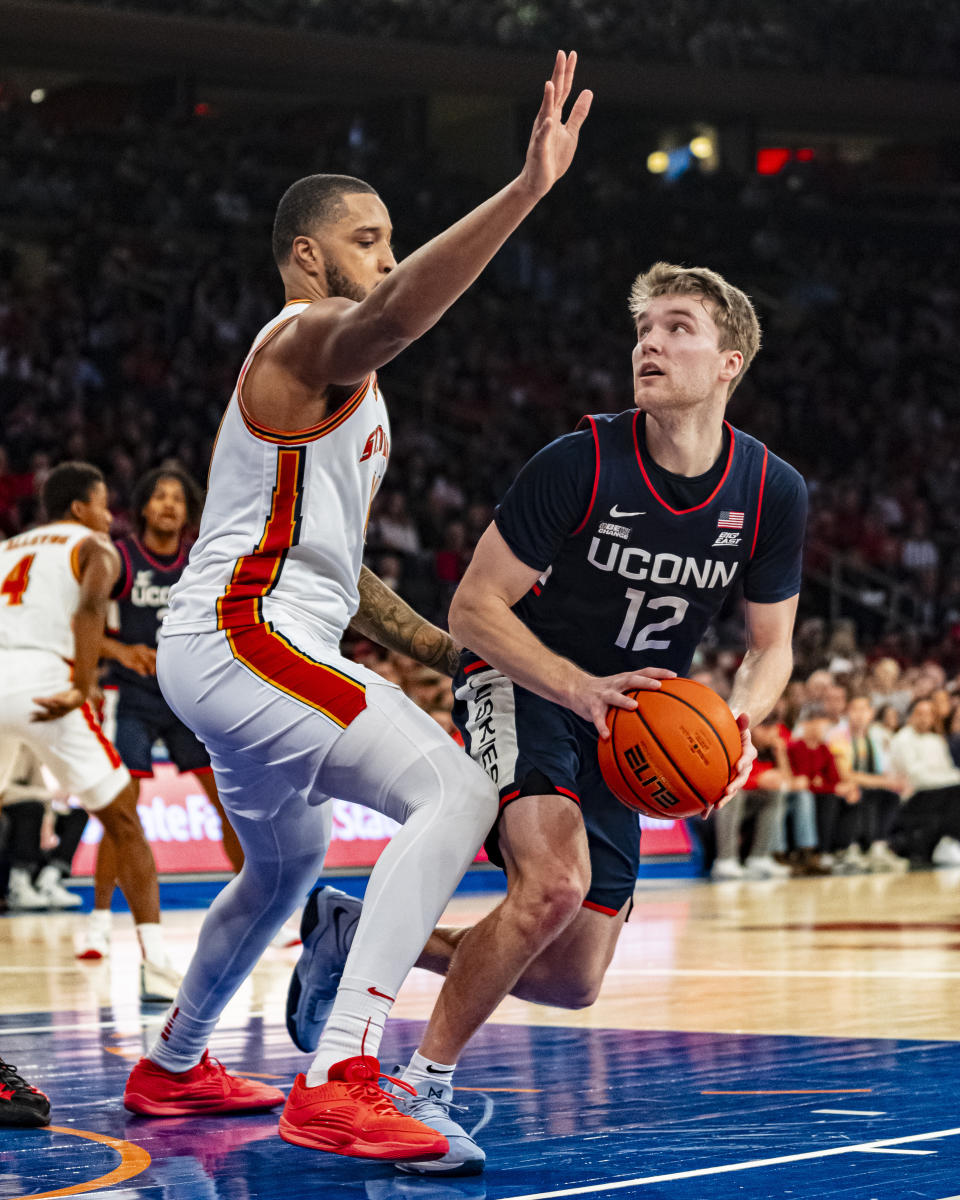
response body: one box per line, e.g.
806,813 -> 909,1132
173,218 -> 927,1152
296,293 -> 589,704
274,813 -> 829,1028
575,668 -> 677,740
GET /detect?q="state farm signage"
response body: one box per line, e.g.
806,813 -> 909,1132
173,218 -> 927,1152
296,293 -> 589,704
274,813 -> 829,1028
71,763 -> 689,876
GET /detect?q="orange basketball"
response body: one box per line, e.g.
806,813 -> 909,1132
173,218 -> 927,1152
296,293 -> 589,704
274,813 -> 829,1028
598,678 -> 741,818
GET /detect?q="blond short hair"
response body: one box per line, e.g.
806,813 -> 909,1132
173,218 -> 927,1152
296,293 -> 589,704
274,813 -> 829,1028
628,262 -> 761,396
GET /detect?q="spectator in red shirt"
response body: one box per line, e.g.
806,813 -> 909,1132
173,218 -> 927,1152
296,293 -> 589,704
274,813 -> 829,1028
788,704 -> 860,869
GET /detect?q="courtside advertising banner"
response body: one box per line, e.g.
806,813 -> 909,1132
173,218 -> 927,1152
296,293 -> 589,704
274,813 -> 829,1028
71,763 -> 691,875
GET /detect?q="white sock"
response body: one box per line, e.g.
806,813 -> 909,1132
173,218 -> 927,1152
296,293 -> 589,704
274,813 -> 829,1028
148,1004 -> 215,1073
136,922 -> 169,967
89,908 -> 112,933
402,1049 -> 457,1092
305,979 -> 394,1086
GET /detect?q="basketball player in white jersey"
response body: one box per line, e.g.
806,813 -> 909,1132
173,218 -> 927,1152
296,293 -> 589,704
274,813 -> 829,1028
121,51 -> 594,1165
0,462 -> 181,1003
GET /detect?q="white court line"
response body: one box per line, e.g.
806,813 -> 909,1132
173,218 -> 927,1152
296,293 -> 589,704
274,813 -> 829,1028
503,1125 -> 960,1199
0,966 -> 82,973
0,1018 -> 123,1035
862,1148 -> 935,1155
813,1109 -> 887,1116
607,967 -> 960,980
0,1011 -> 269,1036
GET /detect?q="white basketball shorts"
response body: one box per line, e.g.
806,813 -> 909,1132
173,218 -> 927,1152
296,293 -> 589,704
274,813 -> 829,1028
157,625 -> 458,821
0,649 -> 131,811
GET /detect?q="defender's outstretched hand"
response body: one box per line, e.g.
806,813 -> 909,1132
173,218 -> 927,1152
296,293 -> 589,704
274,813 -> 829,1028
520,50 -> 593,200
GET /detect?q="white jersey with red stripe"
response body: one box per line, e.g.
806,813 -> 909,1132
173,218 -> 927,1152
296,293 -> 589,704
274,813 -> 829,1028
163,301 -> 391,651
0,521 -> 94,661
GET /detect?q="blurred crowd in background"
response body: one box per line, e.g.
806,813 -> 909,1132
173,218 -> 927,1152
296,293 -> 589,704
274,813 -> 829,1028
689,647 -> 960,881
2,42 -> 960,899
41,0 -> 960,79
2,101 -> 959,669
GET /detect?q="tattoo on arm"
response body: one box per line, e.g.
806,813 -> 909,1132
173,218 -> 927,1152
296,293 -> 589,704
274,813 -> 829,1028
351,566 -> 461,677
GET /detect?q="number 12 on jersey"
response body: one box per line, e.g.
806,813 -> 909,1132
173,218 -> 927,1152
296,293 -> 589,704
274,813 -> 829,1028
1,554 -> 35,606
615,587 -> 688,651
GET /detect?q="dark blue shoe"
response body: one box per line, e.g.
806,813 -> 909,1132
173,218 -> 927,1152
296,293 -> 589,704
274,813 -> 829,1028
285,885 -> 362,1053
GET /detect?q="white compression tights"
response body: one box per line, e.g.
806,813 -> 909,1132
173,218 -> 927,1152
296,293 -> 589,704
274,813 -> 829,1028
149,684 -> 497,1073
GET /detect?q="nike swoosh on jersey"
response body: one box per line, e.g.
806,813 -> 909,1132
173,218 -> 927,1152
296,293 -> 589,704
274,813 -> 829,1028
609,506 -> 645,518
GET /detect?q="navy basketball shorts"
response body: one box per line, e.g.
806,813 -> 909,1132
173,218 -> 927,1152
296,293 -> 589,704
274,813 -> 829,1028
103,689 -> 211,779
453,658 -> 640,914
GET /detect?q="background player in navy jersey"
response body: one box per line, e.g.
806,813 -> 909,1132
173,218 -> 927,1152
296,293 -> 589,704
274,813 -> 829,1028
290,262 -> 806,1174
82,466 -> 244,963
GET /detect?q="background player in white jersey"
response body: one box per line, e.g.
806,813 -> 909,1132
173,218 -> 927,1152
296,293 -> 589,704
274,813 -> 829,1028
0,461 -> 181,1003
79,465 -> 244,961
122,50 -> 613,1170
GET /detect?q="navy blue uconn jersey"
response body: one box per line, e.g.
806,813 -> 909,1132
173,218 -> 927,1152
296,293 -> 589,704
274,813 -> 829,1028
494,410 -> 806,679
105,536 -> 189,702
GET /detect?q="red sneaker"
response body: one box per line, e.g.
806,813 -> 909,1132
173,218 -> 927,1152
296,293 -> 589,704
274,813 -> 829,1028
124,1050 -> 285,1116
278,1055 -> 449,1160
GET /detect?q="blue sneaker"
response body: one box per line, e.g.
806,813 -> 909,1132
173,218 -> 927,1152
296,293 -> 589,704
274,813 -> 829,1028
389,1073 -> 487,1176
285,885 -> 362,1053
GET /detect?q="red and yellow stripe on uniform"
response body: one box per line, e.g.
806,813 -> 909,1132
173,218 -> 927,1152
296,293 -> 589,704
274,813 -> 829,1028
216,446 -> 366,729
80,703 -> 123,770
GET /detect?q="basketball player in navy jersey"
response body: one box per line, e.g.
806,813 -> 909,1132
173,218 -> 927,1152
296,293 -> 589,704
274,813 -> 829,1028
290,262 -> 806,1173
82,466 -> 243,964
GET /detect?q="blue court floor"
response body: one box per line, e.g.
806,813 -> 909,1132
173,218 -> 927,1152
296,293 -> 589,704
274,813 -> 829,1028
3,1014 -> 960,1199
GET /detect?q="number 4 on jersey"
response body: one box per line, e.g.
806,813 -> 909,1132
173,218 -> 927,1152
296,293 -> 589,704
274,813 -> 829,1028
1,554 -> 35,606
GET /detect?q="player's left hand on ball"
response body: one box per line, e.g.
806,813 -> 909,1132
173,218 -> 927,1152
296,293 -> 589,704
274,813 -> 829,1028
714,713 -> 755,809
30,687 -> 86,722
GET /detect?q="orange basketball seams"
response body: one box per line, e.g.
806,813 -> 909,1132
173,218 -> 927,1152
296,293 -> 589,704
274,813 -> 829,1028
599,679 -> 739,817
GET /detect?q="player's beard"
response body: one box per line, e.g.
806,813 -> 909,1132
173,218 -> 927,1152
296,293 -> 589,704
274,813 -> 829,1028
324,261 -> 367,303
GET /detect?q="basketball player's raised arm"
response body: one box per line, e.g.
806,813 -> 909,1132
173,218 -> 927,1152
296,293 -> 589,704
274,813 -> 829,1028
349,566 -> 461,677
32,538 -> 120,722
277,52 -> 592,387
450,524 -> 674,738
